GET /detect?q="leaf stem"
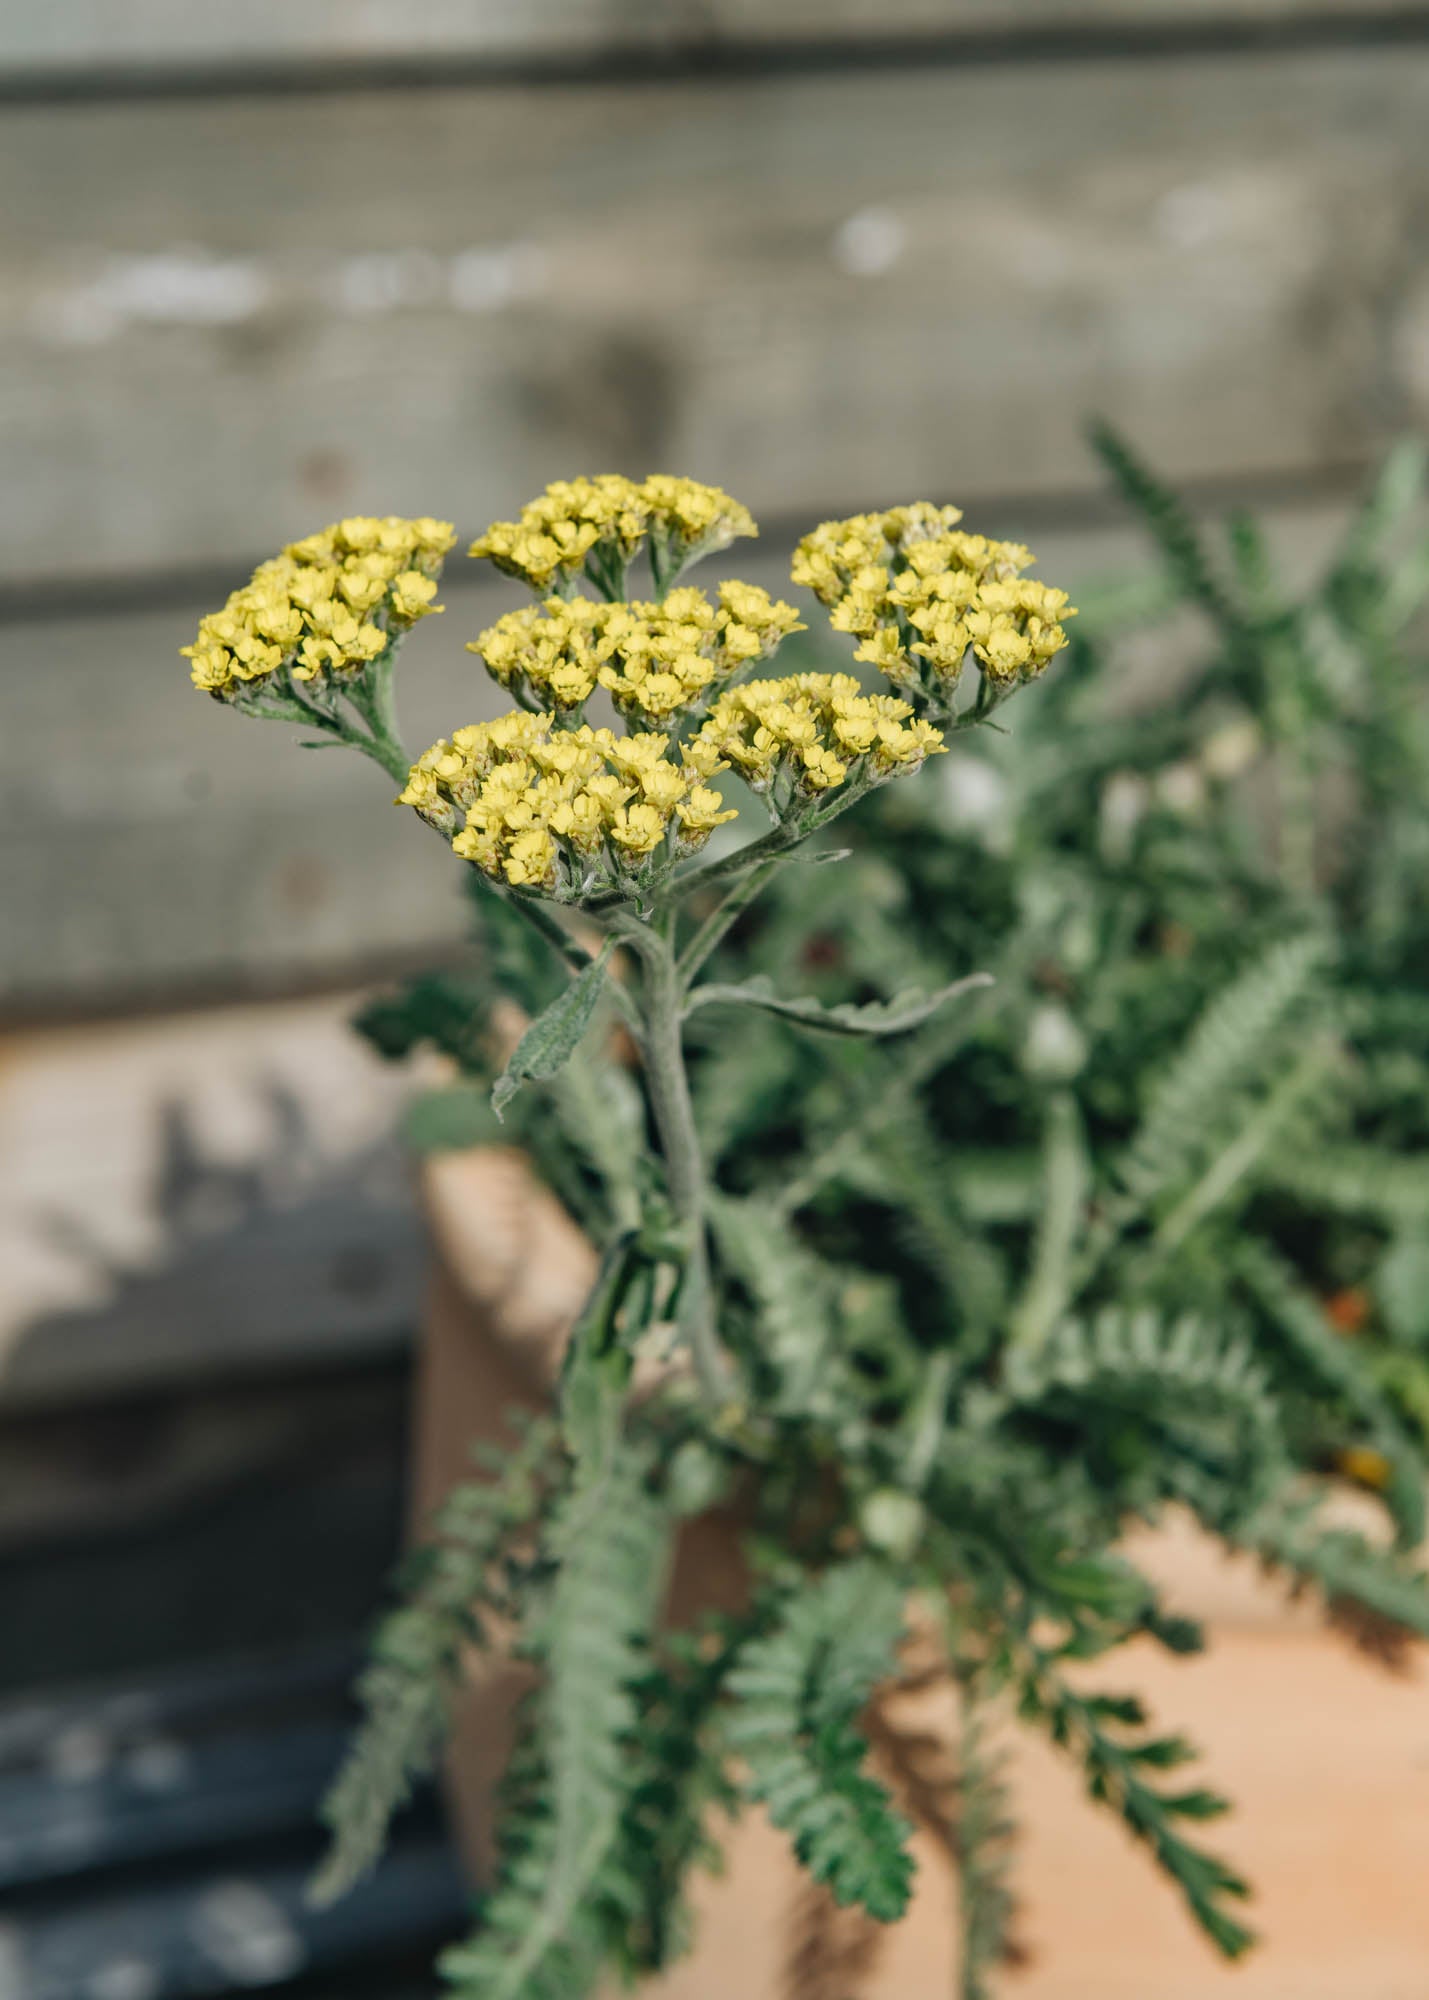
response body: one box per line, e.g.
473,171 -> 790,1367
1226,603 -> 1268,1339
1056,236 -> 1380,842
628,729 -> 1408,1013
677,859 -> 782,989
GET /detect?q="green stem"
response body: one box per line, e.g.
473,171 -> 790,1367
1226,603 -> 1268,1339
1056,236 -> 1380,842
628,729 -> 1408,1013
493,896 -> 641,1042
341,724 -> 413,786
680,792 -> 861,896
677,859 -> 782,988
584,822 -> 798,917
1007,1092 -> 1088,1352
613,915 -> 737,1409
339,651 -> 413,785
904,1348 -> 957,1493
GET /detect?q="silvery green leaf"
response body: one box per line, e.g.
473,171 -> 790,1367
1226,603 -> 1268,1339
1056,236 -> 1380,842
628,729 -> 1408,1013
685,969 -> 991,1038
491,936 -> 616,1120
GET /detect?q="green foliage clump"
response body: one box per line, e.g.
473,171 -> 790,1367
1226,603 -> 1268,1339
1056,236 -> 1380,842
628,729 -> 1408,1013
193,450 -> 1429,1998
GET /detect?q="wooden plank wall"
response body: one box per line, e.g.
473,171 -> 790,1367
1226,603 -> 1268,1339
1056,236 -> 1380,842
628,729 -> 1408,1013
6,3 -> 1427,84
6,50 -> 1429,596
2,4 -> 1425,1405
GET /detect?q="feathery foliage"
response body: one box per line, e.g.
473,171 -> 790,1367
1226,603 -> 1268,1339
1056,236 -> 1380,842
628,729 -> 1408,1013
950,1683 -> 1020,2000
213,446 -> 1429,1996
312,1416 -> 560,1905
441,1443 -> 671,2000
725,1562 -> 915,1922
1013,1656 -> 1253,1958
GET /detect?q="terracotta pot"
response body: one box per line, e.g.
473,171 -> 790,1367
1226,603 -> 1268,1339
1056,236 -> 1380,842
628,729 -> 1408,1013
416,1148 -> 1429,2000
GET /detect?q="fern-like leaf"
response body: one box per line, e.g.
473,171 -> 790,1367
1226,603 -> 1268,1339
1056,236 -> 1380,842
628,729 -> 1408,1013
709,1193 -> 844,1416
1111,931 -> 1328,1227
1258,1141 -> 1429,1230
312,1416 -> 560,1905
1009,1091 -> 1090,1348
1013,1649 -> 1253,1959
354,971 -> 491,1071
1218,1491 -> 1429,1643
1006,1307 -> 1283,1471
726,1561 -> 916,1922
953,1682 -> 1021,2000
442,1443 -> 670,2000
1090,419 -> 1248,640
1235,1240 -> 1427,1546
604,1629 -> 745,1978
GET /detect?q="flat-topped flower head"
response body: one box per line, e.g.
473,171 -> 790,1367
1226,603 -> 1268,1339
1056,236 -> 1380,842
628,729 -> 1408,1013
686,672 -> 945,813
468,475 -> 649,596
468,475 -> 759,598
467,581 -> 803,726
182,515 -> 455,699
792,504 -> 1074,711
398,712 -> 738,899
468,596 -> 611,713
640,476 -> 757,587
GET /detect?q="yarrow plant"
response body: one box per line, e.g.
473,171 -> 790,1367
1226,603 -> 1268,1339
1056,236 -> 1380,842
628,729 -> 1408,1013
189,452 -> 1429,1999
186,465 -> 1397,1999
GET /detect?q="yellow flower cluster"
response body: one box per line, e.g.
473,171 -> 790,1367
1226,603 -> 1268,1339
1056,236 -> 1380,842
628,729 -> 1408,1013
641,474 -> 757,552
468,475 -> 757,594
183,516 -> 455,696
468,581 -> 804,723
791,504 -> 1075,697
398,711 -> 737,893
686,674 -> 945,798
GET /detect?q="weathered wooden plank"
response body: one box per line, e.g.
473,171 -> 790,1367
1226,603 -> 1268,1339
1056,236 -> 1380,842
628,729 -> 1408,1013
3,1 -> 1424,80
0,1370 -> 401,1547
0,597 -> 482,1012
1,52 -> 1424,590
0,994 -> 427,1408
0,1379 -> 408,1685
2,1826 -> 465,2000
0,1644 -> 467,1993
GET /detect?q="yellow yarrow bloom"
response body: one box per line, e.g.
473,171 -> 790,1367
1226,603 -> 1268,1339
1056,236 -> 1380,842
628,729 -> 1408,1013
467,581 -> 802,725
640,475 -> 757,562
792,504 -> 1074,703
182,515 -> 455,697
468,475 -> 758,595
687,673 -> 944,803
398,712 -> 738,897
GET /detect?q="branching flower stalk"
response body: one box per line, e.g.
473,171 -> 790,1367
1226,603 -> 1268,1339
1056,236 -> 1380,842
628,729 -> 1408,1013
609,903 -> 734,1406
185,480 -> 1064,1435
